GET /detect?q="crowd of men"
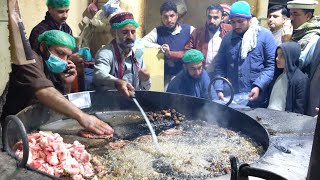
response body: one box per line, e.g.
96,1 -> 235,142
1,0 -> 320,136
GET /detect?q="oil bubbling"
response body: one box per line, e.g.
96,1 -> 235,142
93,121 -> 263,179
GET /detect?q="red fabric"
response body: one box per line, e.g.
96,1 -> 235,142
109,12 -> 134,25
185,23 -> 233,63
111,39 -> 140,79
165,24 -> 233,62
220,4 -> 231,14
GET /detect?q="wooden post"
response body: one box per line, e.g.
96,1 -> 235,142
256,0 -> 269,28
245,0 -> 258,16
244,0 -> 269,28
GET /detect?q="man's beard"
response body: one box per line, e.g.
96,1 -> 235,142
234,27 -> 248,36
208,23 -> 218,32
163,23 -> 177,32
119,40 -> 135,49
186,70 -> 201,80
60,18 -> 67,22
57,18 -> 67,24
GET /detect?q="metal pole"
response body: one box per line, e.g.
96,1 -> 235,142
307,112 -> 320,179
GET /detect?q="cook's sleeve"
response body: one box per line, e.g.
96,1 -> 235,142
16,53 -> 54,92
93,48 -> 118,89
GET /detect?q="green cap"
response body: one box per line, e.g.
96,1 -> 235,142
46,0 -> 70,8
182,49 -> 204,63
38,30 -> 76,50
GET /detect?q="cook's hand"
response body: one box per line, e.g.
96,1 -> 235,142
60,60 -> 77,85
249,87 -> 260,101
160,44 -> 170,57
138,68 -> 150,81
69,53 -> 84,64
217,91 -> 225,101
78,113 -> 114,135
115,79 -> 135,98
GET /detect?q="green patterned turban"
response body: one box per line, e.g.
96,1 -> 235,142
182,49 -> 204,63
46,0 -> 70,8
38,30 -> 76,50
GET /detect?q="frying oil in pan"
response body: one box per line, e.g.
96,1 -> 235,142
90,120 -> 264,179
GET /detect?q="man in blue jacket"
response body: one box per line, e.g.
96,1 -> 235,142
167,49 -> 216,100
214,1 -> 277,107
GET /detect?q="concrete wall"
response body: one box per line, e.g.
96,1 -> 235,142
120,0 -> 146,38
315,4 -> 320,16
0,0 -> 11,109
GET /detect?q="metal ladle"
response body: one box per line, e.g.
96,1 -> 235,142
131,92 -> 160,150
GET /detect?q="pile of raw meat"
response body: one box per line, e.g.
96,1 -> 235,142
14,131 -> 94,179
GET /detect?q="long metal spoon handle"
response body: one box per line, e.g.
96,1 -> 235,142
132,97 -> 160,150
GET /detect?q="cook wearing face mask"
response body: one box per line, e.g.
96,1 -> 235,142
1,30 -> 114,136
39,37 -> 77,94
45,48 -> 68,73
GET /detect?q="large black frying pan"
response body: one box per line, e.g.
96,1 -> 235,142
2,90 -> 270,178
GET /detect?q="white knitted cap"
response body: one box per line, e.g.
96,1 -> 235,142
287,0 -> 318,10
